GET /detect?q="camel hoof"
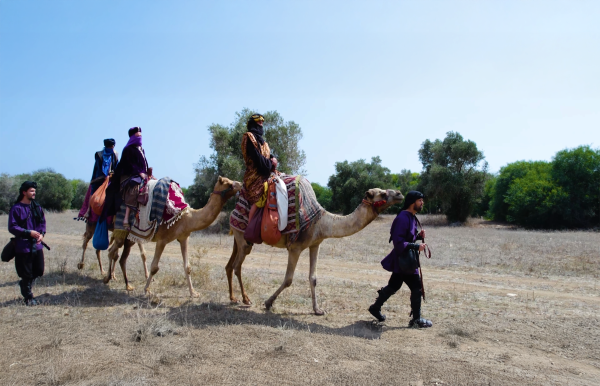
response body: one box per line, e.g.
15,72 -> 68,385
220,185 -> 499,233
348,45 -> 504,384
111,274 -> 116,281
100,270 -> 106,275
243,298 -> 253,305
314,309 -> 325,316
77,262 -> 84,270
126,284 -> 134,291
190,291 -> 200,298
264,300 -> 273,310
230,297 -> 239,304
103,276 -> 111,284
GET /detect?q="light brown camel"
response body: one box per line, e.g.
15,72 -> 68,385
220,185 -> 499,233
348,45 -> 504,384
104,176 -> 242,296
226,188 -> 404,315
77,220 -> 148,279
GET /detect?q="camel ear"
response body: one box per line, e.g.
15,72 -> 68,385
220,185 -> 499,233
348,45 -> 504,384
365,190 -> 374,200
218,176 -> 224,184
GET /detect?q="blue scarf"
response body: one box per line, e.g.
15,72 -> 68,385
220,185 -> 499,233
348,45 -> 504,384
102,147 -> 114,176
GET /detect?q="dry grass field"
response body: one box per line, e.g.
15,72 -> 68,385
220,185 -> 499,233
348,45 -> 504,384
0,211 -> 599,386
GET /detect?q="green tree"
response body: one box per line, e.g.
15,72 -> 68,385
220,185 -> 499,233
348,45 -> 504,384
418,132 -> 488,222
504,162 -> 567,228
551,145 -> 600,227
327,156 -> 394,215
28,169 -> 74,211
488,161 -> 541,222
0,173 -> 18,213
70,179 -> 89,210
311,182 -> 333,211
187,108 -> 306,209
392,169 -> 420,195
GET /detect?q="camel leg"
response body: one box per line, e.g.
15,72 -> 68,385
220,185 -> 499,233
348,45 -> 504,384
144,240 -> 167,296
225,239 -> 239,303
104,236 -> 126,284
233,240 -> 253,305
178,237 -> 199,298
308,244 -> 324,315
119,240 -> 134,291
95,249 -> 105,275
138,242 -> 149,279
265,248 -> 302,310
77,224 -> 94,270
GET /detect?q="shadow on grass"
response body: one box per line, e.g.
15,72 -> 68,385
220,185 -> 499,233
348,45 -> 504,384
165,301 -> 407,340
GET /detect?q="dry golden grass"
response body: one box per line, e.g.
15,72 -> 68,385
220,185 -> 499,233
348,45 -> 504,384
0,211 -> 599,385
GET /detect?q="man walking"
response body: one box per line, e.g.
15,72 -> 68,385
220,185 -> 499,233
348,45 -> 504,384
368,191 -> 433,328
8,181 -> 46,305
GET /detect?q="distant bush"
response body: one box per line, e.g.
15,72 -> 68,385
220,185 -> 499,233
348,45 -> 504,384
0,174 -> 18,213
0,169 -> 74,212
311,182 -> 333,211
70,179 -> 89,210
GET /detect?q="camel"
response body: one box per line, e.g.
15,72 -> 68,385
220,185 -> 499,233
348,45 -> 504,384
104,176 -> 242,297
226,187 -> 404,315
77,220 -> 148,279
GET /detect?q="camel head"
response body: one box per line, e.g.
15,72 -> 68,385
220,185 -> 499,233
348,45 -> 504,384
363,188 -> 404,214
214,176 -> 242,201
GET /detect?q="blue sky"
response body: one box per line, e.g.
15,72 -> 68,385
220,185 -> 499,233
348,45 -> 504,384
1,0 -> 599,187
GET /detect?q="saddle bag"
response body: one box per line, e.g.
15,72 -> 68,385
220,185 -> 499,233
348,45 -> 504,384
244,205 -> 264,244
137,181 -> 149,206
261,179 -> 282,245
90,176 -> 110,215
92,219 -> 110,250
1,238 -> 16,262
397,247 -> 420,274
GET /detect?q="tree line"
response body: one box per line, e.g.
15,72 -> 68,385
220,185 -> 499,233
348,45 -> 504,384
2,109 -> 598,230
0,169 -> 88,213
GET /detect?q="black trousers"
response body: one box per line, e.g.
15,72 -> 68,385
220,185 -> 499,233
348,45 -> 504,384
378,272 -> 422,319
14,250 -> 44,300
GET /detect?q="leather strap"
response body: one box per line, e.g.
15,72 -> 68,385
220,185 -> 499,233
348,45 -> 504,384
212,187 -> 233,198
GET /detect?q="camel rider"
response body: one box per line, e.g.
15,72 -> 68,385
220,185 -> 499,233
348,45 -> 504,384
368,191 -> 433,328
107,127 -> 154,229
90,139 -> 119,194
241,114 -> 278,206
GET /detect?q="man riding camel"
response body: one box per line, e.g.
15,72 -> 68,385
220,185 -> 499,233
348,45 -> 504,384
241,114 -> 278,206
106,127 -> 154,229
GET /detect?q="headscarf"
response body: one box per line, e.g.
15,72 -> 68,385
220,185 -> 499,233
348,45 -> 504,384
101,147 -> 115,176
128,126 -> 142,137
16,181 -> 43,222
402,191 -> 424,210
103,138 -> 116,147
247,114 -> 265,145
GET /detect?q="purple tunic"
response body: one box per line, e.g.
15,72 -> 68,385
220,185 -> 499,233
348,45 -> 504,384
380,210 -> 420,274
8,202 -> 46,254
115,145 -> 148,177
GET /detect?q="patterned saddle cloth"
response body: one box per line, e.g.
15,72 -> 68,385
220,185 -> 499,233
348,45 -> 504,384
230,175 -> 324,244
114,177 -> 189,242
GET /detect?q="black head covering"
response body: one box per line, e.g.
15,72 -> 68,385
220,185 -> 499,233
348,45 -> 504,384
104,138 -> 116,147
402,191 -> 424,210
247,114 -> 265,145
16,181 -> 43,221
128,127 -> 142,137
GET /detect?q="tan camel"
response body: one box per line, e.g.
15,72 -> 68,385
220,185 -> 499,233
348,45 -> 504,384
77,220 -> 148,279
104,176 -> 242,296
226,188 -> 404,315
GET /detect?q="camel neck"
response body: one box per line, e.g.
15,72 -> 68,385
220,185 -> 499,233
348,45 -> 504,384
189,193 -> 224,230
319,203 -> 378,239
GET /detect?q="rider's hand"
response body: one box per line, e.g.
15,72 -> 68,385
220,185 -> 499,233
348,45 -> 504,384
419,229 -> 426,239
36,234 -> 44,244
140,173 -> 148,180
30,230 -> 41,239
418,243 -> 427,252
271,158 -> 278,171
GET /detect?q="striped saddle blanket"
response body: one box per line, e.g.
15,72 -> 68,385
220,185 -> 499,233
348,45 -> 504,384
114,177 -> 189,243
230,175 -> 324,244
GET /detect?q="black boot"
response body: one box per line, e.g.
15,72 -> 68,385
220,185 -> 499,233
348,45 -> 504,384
368,287 -> 393,322
408,309 -> 432,328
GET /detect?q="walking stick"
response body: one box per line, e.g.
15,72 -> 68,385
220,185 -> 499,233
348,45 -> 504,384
415,217 -> 431,302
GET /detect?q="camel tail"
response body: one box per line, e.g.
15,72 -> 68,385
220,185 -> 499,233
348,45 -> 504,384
229,227 -> 233,236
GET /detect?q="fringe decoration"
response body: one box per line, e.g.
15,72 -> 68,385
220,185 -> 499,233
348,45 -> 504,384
162,206 -> 189,229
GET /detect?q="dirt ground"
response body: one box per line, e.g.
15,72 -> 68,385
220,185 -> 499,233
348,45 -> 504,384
0,211 -> 599,386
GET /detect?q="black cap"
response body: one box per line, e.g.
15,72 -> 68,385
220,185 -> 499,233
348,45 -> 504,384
128,127 -> 142,137
402,191 -> 424,210
104,138 -> 116,147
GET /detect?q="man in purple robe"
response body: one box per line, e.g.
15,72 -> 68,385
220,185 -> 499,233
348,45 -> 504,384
368,191 -> 433,328
106,127 -> 153,228
8,181 -> 46,305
